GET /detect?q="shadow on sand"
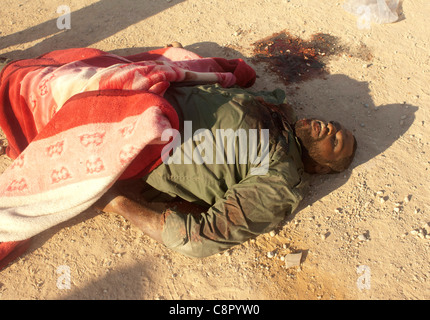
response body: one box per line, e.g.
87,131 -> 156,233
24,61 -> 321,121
0,0 -> 185,59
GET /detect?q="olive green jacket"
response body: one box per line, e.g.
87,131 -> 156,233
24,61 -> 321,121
143,84 -> 308,257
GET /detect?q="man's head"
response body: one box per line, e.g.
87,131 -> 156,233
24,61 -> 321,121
294,119 -> 357,174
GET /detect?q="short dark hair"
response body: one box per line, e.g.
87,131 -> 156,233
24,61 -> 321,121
328,136 -> 358,173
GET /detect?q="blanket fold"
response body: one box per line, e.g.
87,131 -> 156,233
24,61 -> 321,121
0,46 -> 256,270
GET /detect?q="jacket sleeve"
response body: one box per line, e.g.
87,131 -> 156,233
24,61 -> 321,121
160,159 -> 307,258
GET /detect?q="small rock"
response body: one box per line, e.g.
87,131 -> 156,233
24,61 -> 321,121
285,252 -> 302,268
269,230 -> 276,237
267,251 -> 275,258
321,232 -> 330,240
358,234 -> 367,241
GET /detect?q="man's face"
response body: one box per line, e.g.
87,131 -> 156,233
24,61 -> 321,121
294,119 -> 355,173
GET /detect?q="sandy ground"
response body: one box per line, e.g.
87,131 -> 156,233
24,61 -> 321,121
0,0 -> 429,300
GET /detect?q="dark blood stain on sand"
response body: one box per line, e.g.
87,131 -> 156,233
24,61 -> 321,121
252,31 -> 345,84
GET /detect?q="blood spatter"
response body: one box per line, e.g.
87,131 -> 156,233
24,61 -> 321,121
252,31 -> 345,85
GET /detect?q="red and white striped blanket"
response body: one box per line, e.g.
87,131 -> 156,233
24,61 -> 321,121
0,47 -> 256,269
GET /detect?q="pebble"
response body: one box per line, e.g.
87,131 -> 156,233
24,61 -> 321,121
269,230 -> 276,237
321,232 -> 330,240
267,251 -> 275,258
358,234 -> 367,241
409,226 -> 429,240
285,252 -> 302,268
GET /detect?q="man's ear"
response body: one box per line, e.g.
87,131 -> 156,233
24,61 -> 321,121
301,150 -> 333,174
